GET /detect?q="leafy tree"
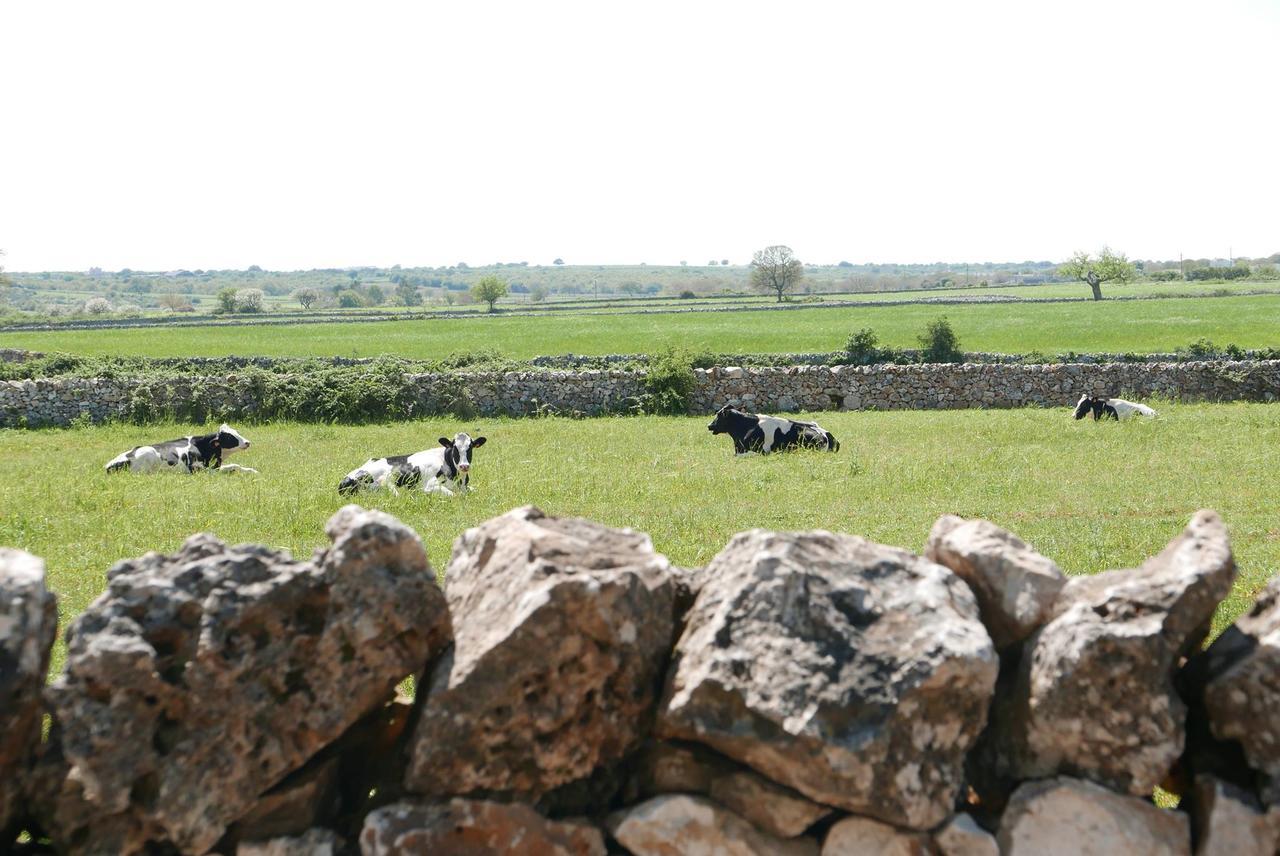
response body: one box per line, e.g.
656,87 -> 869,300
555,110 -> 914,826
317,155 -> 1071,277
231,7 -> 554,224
749,245 -> 804,302
216,287 -> 238,313
1059,247 -> 1135,300
293,288 -> 320,309
720,259 -> 729,266
529,285 -> 548,303
84,297 -> 113,315
619,281 -> 642,296
337,290 -> 364,308
234,288 -> 264,313
471,275 -> 509,313
366,284 -> 385,306
917,317 -> 963,363
553,258 -> 564,265
158,293 -> 194,312
395,282 -> 422,306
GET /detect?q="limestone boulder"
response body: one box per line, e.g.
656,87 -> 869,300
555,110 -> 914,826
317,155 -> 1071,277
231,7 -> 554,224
657,529 -> 997,830
360,799 -> 605,856
1189,774 -> 1280,856
621,741 -> 733,803
821,815 -> 930,855
933,813 -> 998,856
924,515 -> 1065,648
0,548 -> 57,838
1188,576 -> 1280,798
708,770 -> 831,839
979,511 -> 1235,797
608,794 -> 818,856
404,506 -> 677,801
33,507 -> 450,855
997,777 -> 1190,856
237,828 -> 343,856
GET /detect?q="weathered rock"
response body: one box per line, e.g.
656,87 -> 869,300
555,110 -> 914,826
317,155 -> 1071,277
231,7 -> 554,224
997,777 -> 1190,856
405,506 -> 677,801
1189,774 -> 1280,856
933,812 -> 998,856
608,794 -> 818,856
360,799 -> 605,856
708,770 -> 831,838
227,756 -> 339,846
979,511 -> 1236,797
0,548 -> 57,838
657,529 -> 997,830
33,507 -> 451,855
821,815 -> 930,855
1190,576 -> 1280,798
237,828 -> 343,856
924,515 -> 1065,648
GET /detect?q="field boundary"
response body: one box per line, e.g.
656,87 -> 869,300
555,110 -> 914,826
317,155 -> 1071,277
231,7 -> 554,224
3,360 -> 1277,427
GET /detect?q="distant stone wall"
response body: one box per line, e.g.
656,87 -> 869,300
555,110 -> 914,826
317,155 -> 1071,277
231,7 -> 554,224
2,360 -> 1278,427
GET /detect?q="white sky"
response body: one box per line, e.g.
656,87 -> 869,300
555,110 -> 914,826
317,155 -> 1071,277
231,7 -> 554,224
1,0 -> 1277,272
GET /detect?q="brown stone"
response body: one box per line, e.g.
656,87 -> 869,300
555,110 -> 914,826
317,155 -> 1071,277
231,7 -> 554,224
0,548 -> 57,839
997,777 -> 1190,856
821,815 -> 930,855
32,507 -> 450,855
608,794 -> 818,856
1189,774 -> 1280,856
360,798 -> 605,855
933,812 -> 998,856
405,506 -> 677,801
658,529 -> 997,830
708,770 -> 831,838
924,515 -> 1065,649
237,828 -> 343,856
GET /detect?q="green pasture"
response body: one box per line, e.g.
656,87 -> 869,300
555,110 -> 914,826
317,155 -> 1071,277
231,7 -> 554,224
4,294 -> 1280,360
2,403 -> 1276,679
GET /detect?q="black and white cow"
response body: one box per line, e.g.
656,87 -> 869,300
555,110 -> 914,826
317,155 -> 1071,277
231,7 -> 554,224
707,404 -> 839,455
338,433 -> 486,496
1073,394 -> 1158,421
105,424 -> 255,473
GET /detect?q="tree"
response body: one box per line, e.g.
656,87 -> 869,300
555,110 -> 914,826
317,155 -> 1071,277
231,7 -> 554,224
720,259 -> 729,266
1059,247 -> 1135,300
529,285 -> 548,303
471,275 -> 509,312
395,282 -> 422,306
84,297 -> 113,315
216,287 -> 238,313
917,317 -> 963,363
366,283 -> 385,306
553,258 -> 564,265
234,288 -> 264,313
749,245 -> 804,302
293,288 -> 320,310
337,290 -> 364,308
158,293 -> 194,312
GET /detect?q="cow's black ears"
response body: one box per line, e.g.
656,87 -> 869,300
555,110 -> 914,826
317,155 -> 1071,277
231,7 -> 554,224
438,437 -> 452,448
472,436 -> 486,448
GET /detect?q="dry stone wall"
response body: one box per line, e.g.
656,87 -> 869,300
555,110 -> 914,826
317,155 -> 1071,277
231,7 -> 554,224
3,360 -> 1279,427
2,506 -> 1279,854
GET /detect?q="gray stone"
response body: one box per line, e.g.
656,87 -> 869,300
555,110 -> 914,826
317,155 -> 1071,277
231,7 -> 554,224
708,770 -> 831,838
360,799 -> 605,856
933,812 -> 997,856
997,777 -> 1190,856
0,548 -> 58,838
33,507 -> 451,855
1192,576 -> 1280,795
924,515 -> 1065,648
980,511 -> 1236,797
608,794 -> 818,856
1189,774 -> 1280,856
237,828 -> 343,856
657,529 -> 997,830
822,815 -> 930,855
405,506 -> 677,801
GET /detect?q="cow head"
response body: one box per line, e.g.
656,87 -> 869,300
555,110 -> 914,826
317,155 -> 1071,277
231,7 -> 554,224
1073,395 -> 1098,420
216,423 -> 251,455
707,404 -> 747,434
439,432 -> 486,475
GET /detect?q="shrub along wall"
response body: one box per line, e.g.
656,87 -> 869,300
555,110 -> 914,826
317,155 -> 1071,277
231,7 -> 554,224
2,360 -> 1279,428
2,506 -> 1277,853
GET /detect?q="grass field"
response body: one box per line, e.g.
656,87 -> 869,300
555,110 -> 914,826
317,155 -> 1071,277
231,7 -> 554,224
3,403 -> 1277,677
4,293 -> 1280,360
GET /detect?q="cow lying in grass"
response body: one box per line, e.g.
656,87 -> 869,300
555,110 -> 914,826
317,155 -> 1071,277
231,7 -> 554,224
707,404 -> 840,455
338,433 -> 486,496
105,424 -> 256,473
1073,394 -> 1158,421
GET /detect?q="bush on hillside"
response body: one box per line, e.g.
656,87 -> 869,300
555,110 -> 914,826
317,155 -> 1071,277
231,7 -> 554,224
917,317 -> 964,363
642,347 -> 696,414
